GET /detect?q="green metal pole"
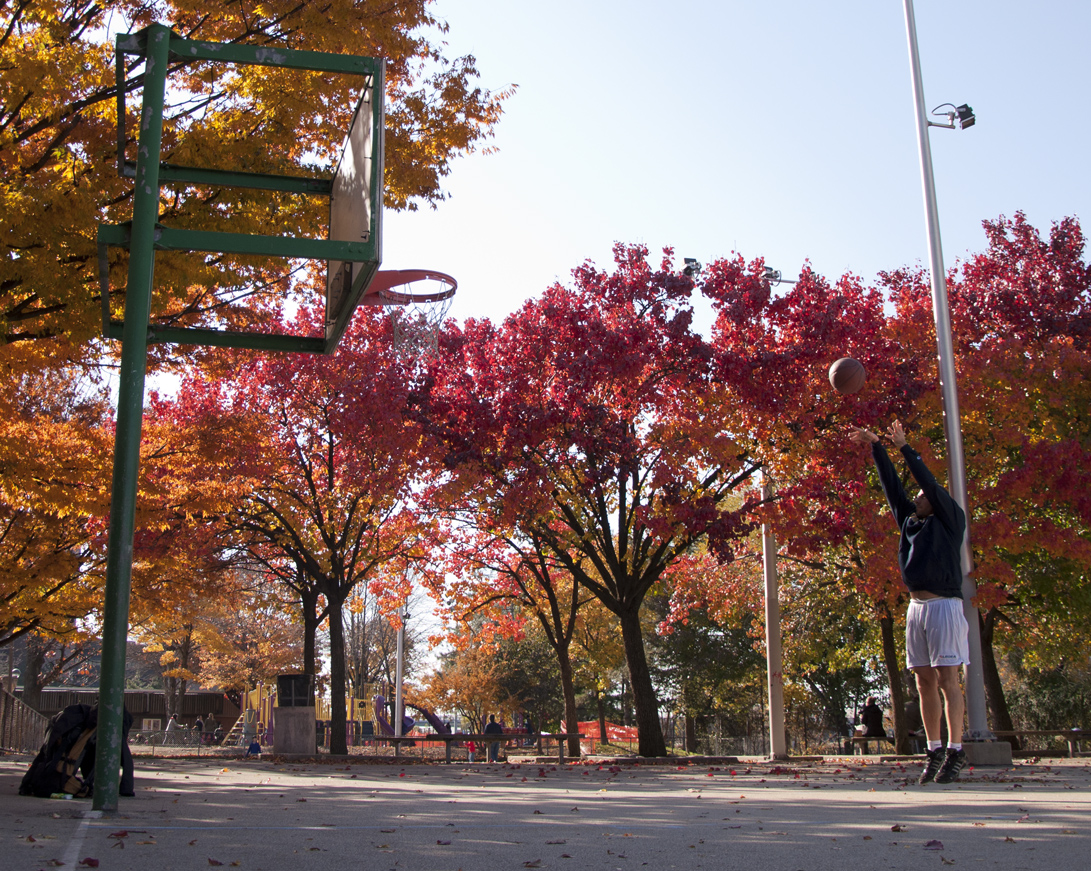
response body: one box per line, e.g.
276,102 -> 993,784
92,24 -> 171,812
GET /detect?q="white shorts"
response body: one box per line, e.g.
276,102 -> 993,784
906,597 -> 970,669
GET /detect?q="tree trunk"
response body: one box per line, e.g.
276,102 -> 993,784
879,610 -> 909,754
684,713 -> 697,753
556,641 -> 581,758
21,637 -> 46,712
980,608 -> 1019,751
300,587 -> 321,704
164,633 -> 192,720
327,592 -> 348,755
618,607 -> 666,756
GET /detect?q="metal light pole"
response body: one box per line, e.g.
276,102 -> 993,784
902,0 -> 990,739
393,599 -> 409,738
762,482 -> 788,759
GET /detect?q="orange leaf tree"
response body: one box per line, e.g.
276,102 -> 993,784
427,521 -> 591,756
155,306 -> 439,753
0,343 -> 111,647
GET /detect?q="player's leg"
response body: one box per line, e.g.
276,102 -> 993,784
913,666 -> 943,742
935,665 -> 965,744
907,600 -> 947,783
928,599 -> 970,783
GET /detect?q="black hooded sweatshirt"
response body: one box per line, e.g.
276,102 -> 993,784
872,442 -> 966,599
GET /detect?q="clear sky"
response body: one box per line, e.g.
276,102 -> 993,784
381,0 -> 1090,332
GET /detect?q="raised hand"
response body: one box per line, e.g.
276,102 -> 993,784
848,425 -> 879,445
886,420 -> 907,448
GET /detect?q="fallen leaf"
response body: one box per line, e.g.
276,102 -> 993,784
78,861 -> 99,868
1004,837 -> 1016,843
891,825 -> 907,832
208,860 -> 224,866
546,839 -> 566,845
941,858 -> 955,865
924,840 -> 944,850
524,861 -> 543,868
437,840 -> 452,845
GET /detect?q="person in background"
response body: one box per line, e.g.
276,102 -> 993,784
484,714 -> 504,763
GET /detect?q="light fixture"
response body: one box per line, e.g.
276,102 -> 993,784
683,257 -> 702,277
929,102 -> 976,130
762,266 -> 798,287
955,103 -> 975,129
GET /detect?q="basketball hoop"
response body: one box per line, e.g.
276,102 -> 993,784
364,269 -> 457,358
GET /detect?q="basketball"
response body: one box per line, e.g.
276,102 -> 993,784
829,357 -> 866,394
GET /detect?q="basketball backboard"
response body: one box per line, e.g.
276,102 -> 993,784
98,30 -> 385,354
326,86 -> 385,348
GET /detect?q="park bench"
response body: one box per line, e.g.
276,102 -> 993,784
383,732 -> 583,763
849,735 -> 894,754
991,729 -> 1090,757
849,730 -> 927,754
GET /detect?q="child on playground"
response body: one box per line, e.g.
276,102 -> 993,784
466,740 -> 476,762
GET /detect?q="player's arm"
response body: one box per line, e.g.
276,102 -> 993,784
887,420 -> 964,531
850,425 -> 913,525
901,446 -> 965,533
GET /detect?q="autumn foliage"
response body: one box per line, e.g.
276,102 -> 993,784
2,1 -> 512,349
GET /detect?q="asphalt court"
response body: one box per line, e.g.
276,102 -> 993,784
4,755 -> 1089,870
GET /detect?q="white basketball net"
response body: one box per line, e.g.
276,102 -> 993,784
389,296 -> 453,359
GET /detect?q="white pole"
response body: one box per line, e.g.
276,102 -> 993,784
902,0 -> 990,739
762,483 -> 788,759
393,599 -> 407,738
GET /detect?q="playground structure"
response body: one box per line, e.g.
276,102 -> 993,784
229,681 -> 450,748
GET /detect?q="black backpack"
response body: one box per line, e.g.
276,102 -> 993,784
19,704 -> 97,798
19,704 -> 134,798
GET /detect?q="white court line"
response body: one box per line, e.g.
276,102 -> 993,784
61,809 -> 102,867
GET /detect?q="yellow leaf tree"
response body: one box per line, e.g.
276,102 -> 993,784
1,0 -> 513,348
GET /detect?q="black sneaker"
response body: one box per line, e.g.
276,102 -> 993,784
918,747 -> 945,785
934,748 -> 968,784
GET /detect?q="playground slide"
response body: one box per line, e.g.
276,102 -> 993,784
407,703 -> 450,735
373,695 -> 415,736
372,695 -> 395,736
